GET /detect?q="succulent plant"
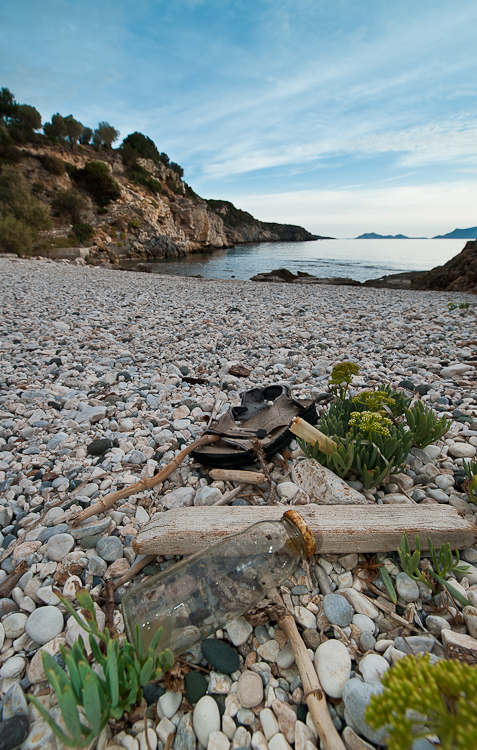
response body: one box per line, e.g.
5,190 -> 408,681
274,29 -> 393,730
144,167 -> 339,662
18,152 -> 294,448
28,588 -> 174,748
365,654 -> 477,750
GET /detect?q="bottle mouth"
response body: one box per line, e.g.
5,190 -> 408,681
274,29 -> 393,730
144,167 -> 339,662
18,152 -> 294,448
282,510 -> 316,556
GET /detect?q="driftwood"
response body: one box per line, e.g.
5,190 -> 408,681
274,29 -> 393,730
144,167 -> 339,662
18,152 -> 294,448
0,560 -> 28,598
133,504 -> 476,556
290,418 -> 337,452
69,434 -> 220,527
208,468 -> 266,484
272,589 -> 346,750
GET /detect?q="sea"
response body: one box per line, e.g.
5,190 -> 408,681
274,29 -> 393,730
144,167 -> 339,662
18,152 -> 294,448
121,238 -> 467,283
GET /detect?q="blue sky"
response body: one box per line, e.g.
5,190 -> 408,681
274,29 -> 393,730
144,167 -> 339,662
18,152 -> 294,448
1,0 -> 476,237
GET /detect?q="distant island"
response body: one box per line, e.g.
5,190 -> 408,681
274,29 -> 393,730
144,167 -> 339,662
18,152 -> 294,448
355,232 -> 423,239
356,226 -> 477,240
432,227 -> 477,239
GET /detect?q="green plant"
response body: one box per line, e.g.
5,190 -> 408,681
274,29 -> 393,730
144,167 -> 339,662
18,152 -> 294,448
404,400 -> 451,448
0,213 -> 35,255
448,302 -> 457,311
365,654 -> 477,750
463,459 -> 477,504
459,302 -> 470,309
351,389 -> 396,415
40,153 -> 65,175
348,410 -> 393,437
71,223 -> 95,244
29,589 -> 174,748
379,565 -> 397,604
397,532 -> 470,604
51,189 -> 87,223
76,161 -> 121,207
328,361 -> 359,400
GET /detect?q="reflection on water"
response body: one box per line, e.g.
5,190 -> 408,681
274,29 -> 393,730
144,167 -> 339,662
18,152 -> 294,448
120,239 -> 465,282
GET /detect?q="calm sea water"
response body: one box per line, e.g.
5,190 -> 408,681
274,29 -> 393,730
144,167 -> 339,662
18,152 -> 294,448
122,238 -> 466,282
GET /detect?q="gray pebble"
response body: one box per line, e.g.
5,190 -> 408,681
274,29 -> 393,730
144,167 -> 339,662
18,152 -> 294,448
96,536 -> 124,561
323,593 -> 354,627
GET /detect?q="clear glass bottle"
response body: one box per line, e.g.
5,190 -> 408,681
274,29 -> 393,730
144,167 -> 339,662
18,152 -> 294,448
122,510 -> 315,656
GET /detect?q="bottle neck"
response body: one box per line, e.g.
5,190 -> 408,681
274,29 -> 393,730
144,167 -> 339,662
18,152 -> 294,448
281,510 -> 316,557
281,516 -> 308,557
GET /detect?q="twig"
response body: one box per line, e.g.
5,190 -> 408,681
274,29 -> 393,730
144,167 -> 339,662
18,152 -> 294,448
213,484 -> 247,506
104,579 -> 116,633
113,554 -> 157,589
0,560 -> 27,597
251,438 -> 277,504
69,434 -> 220,527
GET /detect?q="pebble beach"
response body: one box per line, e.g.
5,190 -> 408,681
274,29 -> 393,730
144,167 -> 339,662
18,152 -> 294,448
2,255 -> 477,750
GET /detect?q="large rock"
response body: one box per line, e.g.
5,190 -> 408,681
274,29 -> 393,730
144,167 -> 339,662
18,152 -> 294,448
291,459 -> 370,504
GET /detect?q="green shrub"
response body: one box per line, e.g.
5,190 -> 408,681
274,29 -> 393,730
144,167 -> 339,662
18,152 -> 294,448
0,164 -> 50,232
404,400 -> 450,448
128,219 -> 139,229
0,214 -> 35,255
76,161 -> 121,207
51,189 -> 87,223
29,589 -> 173,748
127,161 -> 162,193
365,654 -> 477,749
71,223 -> 95,244
40,153 -> 65,175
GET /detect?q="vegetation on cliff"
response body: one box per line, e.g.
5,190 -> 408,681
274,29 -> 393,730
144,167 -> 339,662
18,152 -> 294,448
0,85 -> 316,260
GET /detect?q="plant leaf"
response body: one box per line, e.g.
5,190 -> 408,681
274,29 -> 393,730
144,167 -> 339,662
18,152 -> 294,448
380,566 -> 397,605
82,673 -> 103,736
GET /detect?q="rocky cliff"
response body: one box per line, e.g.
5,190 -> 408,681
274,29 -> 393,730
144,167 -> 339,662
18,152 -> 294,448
410,239 -> 477,293
11,144 -> 317,262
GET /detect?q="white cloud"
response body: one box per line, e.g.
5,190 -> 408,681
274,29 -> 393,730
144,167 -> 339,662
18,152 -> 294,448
229,180 -> 477,238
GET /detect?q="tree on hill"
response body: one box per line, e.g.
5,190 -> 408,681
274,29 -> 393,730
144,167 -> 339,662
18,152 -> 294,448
80,126 -> 93,145
120,132 -> 160,164
0,87 -> 17,124
94,121 -> 119,149
64,115 -> 83,148
44,113 -> 67,141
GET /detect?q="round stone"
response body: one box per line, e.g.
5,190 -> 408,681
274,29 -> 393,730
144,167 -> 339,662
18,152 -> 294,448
193,695 -> 220,747
448,443 -> 476,459
184,671 -> 208,704
342,678 -> 387,745
46,533 -> 75,561
200,638 -> 240,674
359,653 -> 389,683
87,439 -> 113,456
2,612 -> 27,639
395,572 -> 420,603
0,655 -> 26,679
237,671 -> 264,708
157,690 -> 183,719
25,606 -> 64,645
314,639 -> 351,698
96,536 -> 124,561
323,593 -> 354,627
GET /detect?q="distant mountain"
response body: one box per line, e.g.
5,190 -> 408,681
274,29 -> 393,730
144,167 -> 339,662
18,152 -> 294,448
355,232 -> 422,239
432,226 -> 477,239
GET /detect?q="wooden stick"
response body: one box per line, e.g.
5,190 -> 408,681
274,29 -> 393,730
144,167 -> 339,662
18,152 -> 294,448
0,560 -> 27,598
209,469 -> 266,484
113,554 -> 157,589
69,434 -> 220,527
132,504 -> 476,556
289,418 -> 337,452
273,590 -> 346,750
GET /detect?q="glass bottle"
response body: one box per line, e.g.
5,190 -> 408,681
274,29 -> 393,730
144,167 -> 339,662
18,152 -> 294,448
122,510 -> 315,656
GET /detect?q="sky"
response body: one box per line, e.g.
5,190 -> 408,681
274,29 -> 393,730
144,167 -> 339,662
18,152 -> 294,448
1,0 -> 476,238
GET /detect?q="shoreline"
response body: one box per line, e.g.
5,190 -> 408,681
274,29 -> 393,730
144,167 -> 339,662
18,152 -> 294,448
1,257 -> 477,749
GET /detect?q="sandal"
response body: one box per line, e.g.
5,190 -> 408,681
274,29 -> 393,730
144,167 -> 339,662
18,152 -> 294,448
191,387 -> 317,468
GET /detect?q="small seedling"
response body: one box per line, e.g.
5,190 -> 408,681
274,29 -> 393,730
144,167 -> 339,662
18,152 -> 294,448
365,653 -> 477,750
28,589 -> 174,748
397,532 -> 470,605
463,459 -> 477,504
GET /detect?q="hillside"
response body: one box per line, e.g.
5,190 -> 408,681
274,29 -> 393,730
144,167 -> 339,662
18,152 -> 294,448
433,226 -> 477,239
0,140 -> 317,263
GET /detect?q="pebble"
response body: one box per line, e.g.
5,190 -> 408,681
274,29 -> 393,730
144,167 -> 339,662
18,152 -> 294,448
96,536 -> 124,561
25,606 -> 64,645
225,617 -> 253,647
342,679 -> 387,745
2,259 -> 477,750
201,639 -> 240,674
323,593 -> 354,627
193,695 -> 221,746
395,572 -> 420,602
157,690 -> 183,719
2,613 -> 27,639
314,639 -> 351,698
237,671 -> 264,708
46,533 -> 75,561
358,653 -> 389,683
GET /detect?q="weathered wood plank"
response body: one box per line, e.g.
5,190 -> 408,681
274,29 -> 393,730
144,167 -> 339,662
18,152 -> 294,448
133,504 -> 476,556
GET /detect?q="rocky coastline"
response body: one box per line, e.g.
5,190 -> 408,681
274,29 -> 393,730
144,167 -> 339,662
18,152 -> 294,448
1,255 -> 477,750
